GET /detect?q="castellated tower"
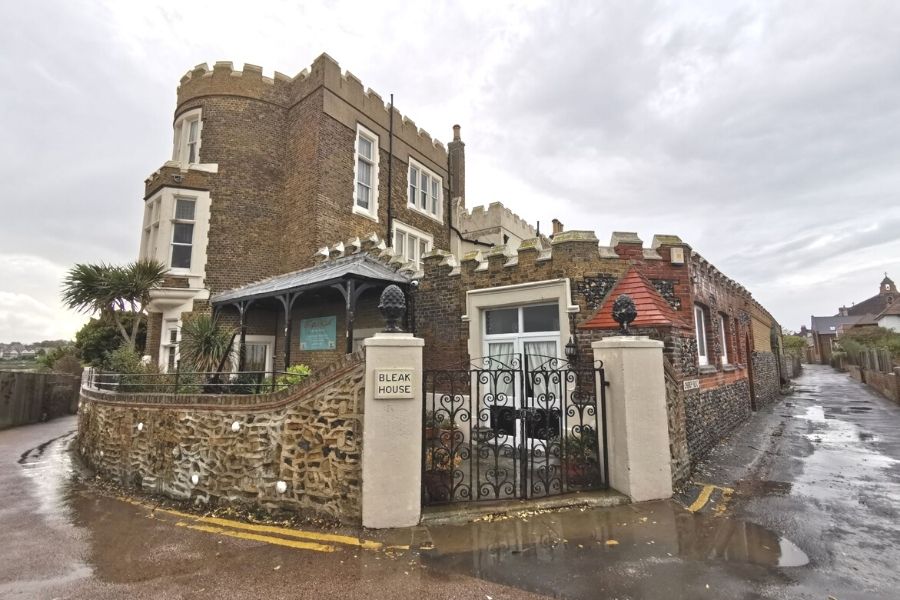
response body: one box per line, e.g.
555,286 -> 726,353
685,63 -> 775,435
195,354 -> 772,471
138,54 -> 458,369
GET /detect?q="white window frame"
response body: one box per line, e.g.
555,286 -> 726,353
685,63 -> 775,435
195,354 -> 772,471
392,220 -> 433,270
407,158 -> 443,222
718,314 -> 730,365
352,124 -> 379,222
162,320 -> 179,372
482,304 -> 561,361
695,305 -> 709,366
231,335 -> 275,373
169,196 -> 196,273
173,109 -> 202,165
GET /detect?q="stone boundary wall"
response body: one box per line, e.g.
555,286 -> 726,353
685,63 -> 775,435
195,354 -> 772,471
663,360 -> 691,486
683,378 -> 751,463
751,352 -> 780,408
782,355 -> 801,379
77,352 -> 366,522
0,371 -> 80,430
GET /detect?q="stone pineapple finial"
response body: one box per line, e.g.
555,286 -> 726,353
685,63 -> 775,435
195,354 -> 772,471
378,284 -> 406,333
612,294 -> 637,334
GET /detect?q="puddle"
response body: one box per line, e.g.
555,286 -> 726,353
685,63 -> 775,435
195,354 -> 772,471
423,501 -> 807,599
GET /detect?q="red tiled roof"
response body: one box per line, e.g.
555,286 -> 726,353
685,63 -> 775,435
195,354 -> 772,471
579,267 -> 690,330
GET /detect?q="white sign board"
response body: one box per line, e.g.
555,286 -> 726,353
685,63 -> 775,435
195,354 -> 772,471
374,369 -> 415,399
683,379 -> 700,391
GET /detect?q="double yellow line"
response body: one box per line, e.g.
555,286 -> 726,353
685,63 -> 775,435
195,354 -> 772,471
120,497 -> 390,553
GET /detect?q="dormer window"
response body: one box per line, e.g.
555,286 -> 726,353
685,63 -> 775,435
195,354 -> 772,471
173,109 -> 202,165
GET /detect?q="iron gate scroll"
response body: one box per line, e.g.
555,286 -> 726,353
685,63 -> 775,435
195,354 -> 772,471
422,354 -> 609,505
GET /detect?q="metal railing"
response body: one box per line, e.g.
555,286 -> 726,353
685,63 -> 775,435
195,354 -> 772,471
86,368 -> 299,395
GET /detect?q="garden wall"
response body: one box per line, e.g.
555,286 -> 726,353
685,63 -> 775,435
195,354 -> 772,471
859,367 -> 900,403
751,352 -> 780,407
0,371 -> 80,430
77,352 -> 366,522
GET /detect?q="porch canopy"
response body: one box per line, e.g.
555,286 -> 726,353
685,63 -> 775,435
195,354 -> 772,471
210,253 -> 411,367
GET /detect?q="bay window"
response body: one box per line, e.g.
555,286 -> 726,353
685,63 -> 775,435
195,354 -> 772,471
170,198 -> 195,270
173,109 -> 202,165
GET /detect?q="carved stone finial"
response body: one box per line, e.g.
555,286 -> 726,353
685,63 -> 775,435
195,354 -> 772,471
378,284 -> 406,333
612,294 -> 638,334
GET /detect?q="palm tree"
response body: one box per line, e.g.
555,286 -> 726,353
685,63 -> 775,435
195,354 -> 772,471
177,314 -> 236,373
62,259 -> 167,351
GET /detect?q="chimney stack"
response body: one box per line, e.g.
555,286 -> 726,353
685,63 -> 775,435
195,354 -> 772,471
838,305 -> 849,316
448,124 -> 465,208
552,219 -> 564,235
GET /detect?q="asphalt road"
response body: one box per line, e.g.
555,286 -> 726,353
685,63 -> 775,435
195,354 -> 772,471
0,364 -> 897,599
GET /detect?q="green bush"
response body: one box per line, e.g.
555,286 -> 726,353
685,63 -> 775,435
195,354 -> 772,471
276,364 -> 312,388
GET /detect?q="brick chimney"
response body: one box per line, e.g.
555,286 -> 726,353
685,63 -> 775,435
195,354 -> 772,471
552,218 -> 564,235
448,124 -> 465,207
838,305 -> 849,316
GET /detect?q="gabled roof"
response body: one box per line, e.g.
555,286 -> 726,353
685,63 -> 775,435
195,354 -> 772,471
845,292 -> 891,318
876,300 -> 900,319
579,267 -> 689,330
210,253 -> 410,305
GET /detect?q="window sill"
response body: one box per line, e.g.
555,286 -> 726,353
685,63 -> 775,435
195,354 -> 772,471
698,365 -> 718,375
352,204 -> 379,223
722,364 -> 736,372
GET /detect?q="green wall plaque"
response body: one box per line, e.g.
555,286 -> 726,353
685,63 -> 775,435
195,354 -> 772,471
300,316 -> 336,351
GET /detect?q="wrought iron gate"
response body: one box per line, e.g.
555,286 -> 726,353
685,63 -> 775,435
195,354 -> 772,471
422,354 -> 609,505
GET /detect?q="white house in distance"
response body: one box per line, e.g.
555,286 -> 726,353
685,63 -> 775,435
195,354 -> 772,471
876,301 -> 900,332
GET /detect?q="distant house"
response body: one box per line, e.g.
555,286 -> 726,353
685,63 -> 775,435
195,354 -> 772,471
809,274 -> 897,362
876,300 -> 900,332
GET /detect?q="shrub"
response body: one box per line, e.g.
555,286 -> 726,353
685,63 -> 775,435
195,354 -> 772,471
276,364 -> 312,388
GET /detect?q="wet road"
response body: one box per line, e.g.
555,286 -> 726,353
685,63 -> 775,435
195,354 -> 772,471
1,364 -> 898,599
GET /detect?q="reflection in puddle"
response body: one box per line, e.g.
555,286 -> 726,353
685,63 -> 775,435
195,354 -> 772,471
424,501 -> 807,599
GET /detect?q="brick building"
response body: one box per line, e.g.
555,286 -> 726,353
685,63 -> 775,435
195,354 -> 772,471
136,54 -> 786,474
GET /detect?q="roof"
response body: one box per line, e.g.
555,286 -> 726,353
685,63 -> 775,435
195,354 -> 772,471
845,292 -> 891,318
876,300 -> 900,319
210,253 -> 411,305
810,314 -> 862,333
579,267 -> 690,330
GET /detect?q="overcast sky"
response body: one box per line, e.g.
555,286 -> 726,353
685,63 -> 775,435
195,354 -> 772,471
2,0 -> 899,342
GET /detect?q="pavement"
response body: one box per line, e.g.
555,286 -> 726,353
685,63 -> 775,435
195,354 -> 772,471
0,364 -> 898,599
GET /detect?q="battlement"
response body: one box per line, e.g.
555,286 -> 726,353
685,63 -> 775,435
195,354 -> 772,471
457,201 -> 536,238
690,250 -> 751,299
423,230 -> 689,280
176,53 -> 448,163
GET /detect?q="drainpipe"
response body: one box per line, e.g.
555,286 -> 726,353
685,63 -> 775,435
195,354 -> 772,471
386,94 -> 394,247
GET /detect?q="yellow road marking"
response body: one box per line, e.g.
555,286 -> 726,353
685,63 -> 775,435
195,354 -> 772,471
119,496 -> 383,550
196,515 -> 383,550
175,521 -> 335,553
687,484 -> 715,513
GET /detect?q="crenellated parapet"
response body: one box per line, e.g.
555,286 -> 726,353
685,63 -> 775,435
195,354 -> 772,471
176,53 -> 448,166
420,230 -> 691,284
456,201 -> 537,240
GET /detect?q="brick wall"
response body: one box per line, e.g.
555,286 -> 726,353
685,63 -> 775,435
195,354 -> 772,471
77,352 -> 366,522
